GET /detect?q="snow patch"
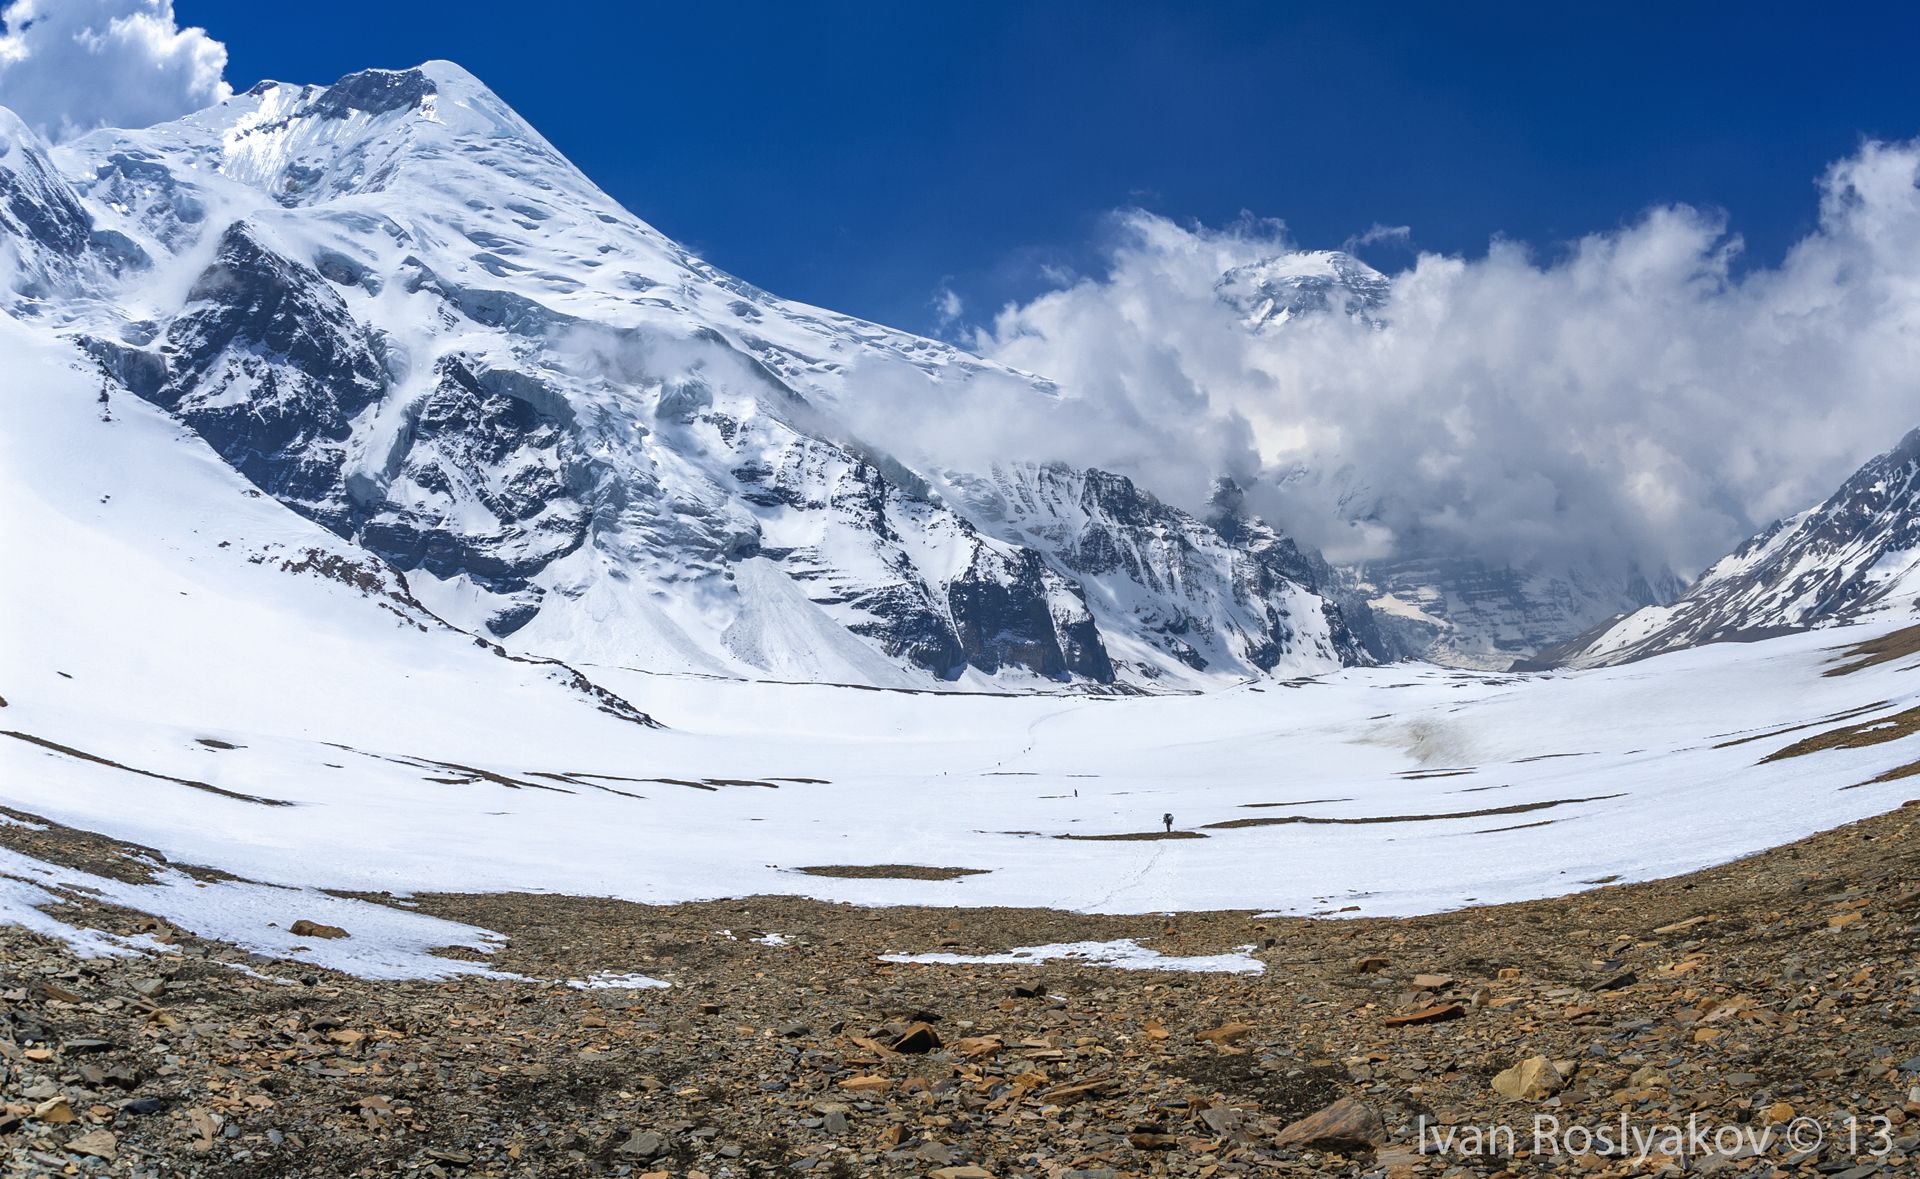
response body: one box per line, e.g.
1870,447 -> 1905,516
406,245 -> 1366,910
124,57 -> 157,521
0,845 -> 509,981
880,938 -> 1266,975
565,971 -> 670,990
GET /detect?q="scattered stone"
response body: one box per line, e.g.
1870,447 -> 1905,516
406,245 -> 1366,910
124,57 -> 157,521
1127,1130 -> 1178,1149
1036,1077 -> 1117,1104
890,1020 -> 941,1053
1382,1003 -> 1465,1027
1491,1055 -> 1563,1100
1627,1064 -> 1669,1090
1653,915 -> 1711,934
64,1130 -> 117,1161
31,1097 -> 74,1124
953,1034 -> 1003,1057
1274,1097 -> 1387,1151
1199,1105 -> 1247,1137
1195,1022 -> 1254,1044
60,1037 -> 113,1054
617,1130 -> 664,1157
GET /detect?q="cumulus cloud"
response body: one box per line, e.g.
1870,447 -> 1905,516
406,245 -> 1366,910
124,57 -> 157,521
856,139 -> 1920,581
0,0 -> 229,142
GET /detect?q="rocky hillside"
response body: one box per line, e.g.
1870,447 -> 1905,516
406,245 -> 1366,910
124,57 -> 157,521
7,795 -> 1920,1177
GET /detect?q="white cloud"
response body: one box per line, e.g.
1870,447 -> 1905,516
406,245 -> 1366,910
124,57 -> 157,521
1343,222 -> 1411,252
930,281 -> 964,330
0,0 -> 230,142
1037,261 -> 1078,286
872,138 -> 1920,581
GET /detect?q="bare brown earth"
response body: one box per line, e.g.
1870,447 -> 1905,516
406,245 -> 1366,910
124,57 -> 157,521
1822,624 -> 1920,678
794,867 -> 990,881
1760,707 -> 1920,764
1054,833 -> 1209,843
5,801 -> 1920,1178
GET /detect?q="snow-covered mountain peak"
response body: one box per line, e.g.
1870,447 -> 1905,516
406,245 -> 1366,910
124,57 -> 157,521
1215,248 -> 1390,329
207,62 -> 581,207
4,59 -> 1381,691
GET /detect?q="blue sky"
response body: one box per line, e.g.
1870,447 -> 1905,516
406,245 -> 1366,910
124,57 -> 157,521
164,1 -> 1920,335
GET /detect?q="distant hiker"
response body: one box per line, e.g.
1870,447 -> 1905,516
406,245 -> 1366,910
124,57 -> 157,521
1162,812 -> 1174,833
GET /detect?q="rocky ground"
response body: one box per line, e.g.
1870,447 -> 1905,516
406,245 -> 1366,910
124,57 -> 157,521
5,801 -> 1920,1179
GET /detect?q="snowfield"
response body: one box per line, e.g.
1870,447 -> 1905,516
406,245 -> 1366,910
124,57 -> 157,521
6,306 -> 1920,977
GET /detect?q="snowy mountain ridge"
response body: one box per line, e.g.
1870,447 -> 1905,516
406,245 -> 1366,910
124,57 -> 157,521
2,61 -> 1374,689
1564,425 -> 1920,667
1214,248 -> 1391,330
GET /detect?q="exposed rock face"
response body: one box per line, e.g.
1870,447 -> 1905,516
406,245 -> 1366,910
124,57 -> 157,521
308,66 -> 437,119
0,114 -> 91,259
148,223 -> 388,527
1204,478 -> 1387,667
0,61 -> 1371,689
946,546 -> 1114,681
1566,426 -> 1920,667
0,109 -> 148,302
356,356 -> 591,592
947,465 -> 1377,680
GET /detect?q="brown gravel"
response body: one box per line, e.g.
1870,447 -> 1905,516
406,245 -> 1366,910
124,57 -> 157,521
5,800 -> 1920,1178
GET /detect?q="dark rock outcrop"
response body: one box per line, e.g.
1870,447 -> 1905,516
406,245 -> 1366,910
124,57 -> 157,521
151,223 -> 388,526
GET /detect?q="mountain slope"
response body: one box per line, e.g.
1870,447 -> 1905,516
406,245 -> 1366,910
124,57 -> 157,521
1566,425 -> 1920,666
0,314 -> 657,762
945,465 -> 1378,681
0,62 -> 1372,690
